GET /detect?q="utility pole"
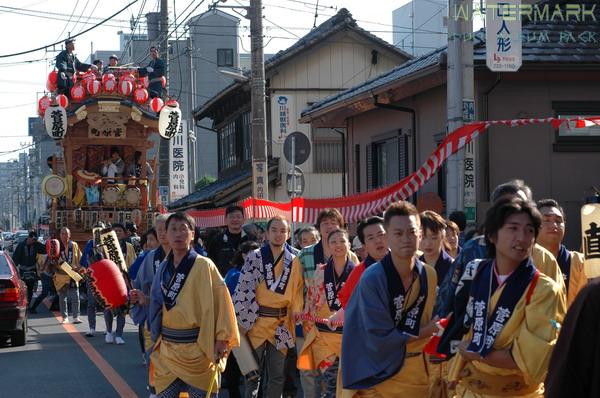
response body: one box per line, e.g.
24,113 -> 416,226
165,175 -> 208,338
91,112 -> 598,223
249,0 -> 268,199
213,0 -> 268,199
446,0 -> 473,215
158,0 -> 170,193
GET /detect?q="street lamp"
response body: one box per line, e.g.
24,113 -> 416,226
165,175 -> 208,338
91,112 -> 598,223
218,69 -> 249,82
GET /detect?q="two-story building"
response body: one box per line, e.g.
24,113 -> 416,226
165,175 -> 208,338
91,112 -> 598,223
299,0 -> 600,247
169,8 -> 412,210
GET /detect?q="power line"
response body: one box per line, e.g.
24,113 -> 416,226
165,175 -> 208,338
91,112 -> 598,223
0,0 -> 140,59
54,0 -> 80,42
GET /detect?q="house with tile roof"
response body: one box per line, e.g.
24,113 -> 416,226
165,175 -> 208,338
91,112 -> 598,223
299,0 -> 600,247
169,8 -> 412,210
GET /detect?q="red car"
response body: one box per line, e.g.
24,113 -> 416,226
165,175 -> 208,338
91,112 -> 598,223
0,251 -> 28,346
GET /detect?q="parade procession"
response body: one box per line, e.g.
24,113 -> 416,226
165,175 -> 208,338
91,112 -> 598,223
1,0 -> 600,397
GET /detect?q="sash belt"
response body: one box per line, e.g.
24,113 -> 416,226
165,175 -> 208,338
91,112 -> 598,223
161,326 -> 200,343
258,306 -> 287,318
405,352 -> 422,358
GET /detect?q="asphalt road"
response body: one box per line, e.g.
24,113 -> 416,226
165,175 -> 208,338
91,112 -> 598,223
0,299 -> 149,398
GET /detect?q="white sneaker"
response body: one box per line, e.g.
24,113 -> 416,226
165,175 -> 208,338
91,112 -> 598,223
86,329 -> 95,337
105,332 -> 114,344
73,317 -> 83,324
115,337 -> 125,345
61,318 -> 69,324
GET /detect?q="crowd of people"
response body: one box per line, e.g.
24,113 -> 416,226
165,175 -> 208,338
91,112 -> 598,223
13,178 -> 597,397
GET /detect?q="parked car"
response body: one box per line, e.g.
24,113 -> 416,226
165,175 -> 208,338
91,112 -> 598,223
0,251 -> 28,347
1,233 -> 13,251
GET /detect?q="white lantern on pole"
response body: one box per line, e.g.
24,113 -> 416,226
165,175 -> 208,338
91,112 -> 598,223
44,104 -> 68,140
158,100 -> 182,139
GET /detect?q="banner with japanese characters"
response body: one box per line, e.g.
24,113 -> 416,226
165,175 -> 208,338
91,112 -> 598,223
486,0 -> 522,72
581,203 -> 600,278
169,120 -> 189,202
272,94 -> 295,144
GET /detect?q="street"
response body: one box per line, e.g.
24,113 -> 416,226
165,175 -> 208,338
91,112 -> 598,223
0,301 -> 148,398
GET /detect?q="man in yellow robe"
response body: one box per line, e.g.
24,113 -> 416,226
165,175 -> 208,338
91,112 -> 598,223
233,216 -> 303,398
536,198 -> 586,307
56,227 -> 83,324
447,197 -> 566,398
143,212 -> 239,397
341,201 -> 438,397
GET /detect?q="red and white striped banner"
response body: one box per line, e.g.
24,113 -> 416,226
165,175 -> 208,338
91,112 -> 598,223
187,117 -> 600,228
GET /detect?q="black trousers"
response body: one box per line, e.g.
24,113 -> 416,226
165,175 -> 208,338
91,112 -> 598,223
223,353 -> 242,398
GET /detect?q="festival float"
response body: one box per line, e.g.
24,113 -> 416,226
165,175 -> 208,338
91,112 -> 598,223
39,66 -> 181,245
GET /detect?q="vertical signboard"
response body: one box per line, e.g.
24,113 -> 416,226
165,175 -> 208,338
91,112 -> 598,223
462,99 -> 476,223
169,120 -> 189,202
272,94 -> 294,144
486,0 -> 522,72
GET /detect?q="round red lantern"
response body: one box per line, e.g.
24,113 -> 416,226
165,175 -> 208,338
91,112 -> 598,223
121,73 -> 136,84
87,79 -> 101,96
38,95 -> 51,116
149,97 -> 164,113
55,94 -> 69,108
46,239 -> 61,260
102,73 -> 115,85
71,84 -> 86,101
88,259 -> 128,309
48,70 -> 58,85
82,71 -> 95,86
47,70 -> 58,91
103,77 -> 117,94
133,86 -> 149,104
161,76 -> 166,88
118,80 -> 133,96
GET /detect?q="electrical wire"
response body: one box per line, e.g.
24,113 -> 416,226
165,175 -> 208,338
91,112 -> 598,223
0,0 -> 140,59
53,0 -> 81,42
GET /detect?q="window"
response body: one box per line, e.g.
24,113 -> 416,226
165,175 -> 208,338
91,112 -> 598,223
367,132 -> 408,190
313,128 -> 344,173
218,111 -> 251,171
217,48 -> 234,67
553,101 -> 600,151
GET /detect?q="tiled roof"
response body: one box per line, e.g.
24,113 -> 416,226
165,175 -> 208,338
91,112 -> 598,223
192,8 -> 411,119
302,0 -> 600,118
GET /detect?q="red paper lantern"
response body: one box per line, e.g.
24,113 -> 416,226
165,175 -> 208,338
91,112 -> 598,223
46,239 -> 60,260
121,73 -> 136,84
55,94 -> 69,108
88,259 -> 128,309
87,79 -> 101,96
103,78 -> 117,93
161,76 -> 166,88
48,70 -> 58,84
82,71 -> 95,86
102,73 -> 115,85
133,86 -> 149,104
71,84 -> 86,101
38,95 -> 51,116
119,80 -> 133,96
149,97 -> 164,113
47,70 -> 58,91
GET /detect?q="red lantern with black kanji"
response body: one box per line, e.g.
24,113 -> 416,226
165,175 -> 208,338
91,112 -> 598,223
102,73 -> 115,85
119,80 -> 133,96
87,79 -> 101,96
88,259 -> 128,309
133,86 -> 149,104
149,97 -> 164,113
56,94 -> 69,108
46,239 -> 61,260
38,95 -> 51,116
71,84 -> 86,101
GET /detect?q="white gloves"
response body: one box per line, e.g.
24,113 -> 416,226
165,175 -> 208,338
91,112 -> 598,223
146,66 -> 154,73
